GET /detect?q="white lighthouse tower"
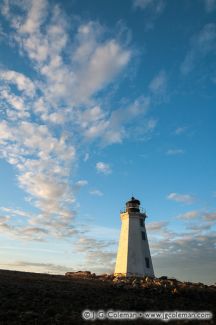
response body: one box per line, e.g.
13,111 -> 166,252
114,197 -> 154,277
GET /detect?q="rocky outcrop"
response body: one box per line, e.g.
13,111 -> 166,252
65,271 -> 96,278
111,274 -> 216,296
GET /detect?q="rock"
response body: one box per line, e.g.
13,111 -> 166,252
132,279 -> 140,288
159,276 -> 168,280
132,283 -> 139,288
99,273 -> 114,280
145,276 -> 153,283
172,288 -> 178,295
115,282 -> 126,288
153,279 -> 162,286
65,271 -> 93,278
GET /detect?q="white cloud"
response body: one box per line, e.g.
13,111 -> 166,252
147,218 -> 216,283
2,1 -> 130,108
3,261 -> 74,274
0,70 -> 36,96
74,40 -> 131,103
0,207 -> 31,218
83,153 -> 89,162
0,120 -> 76,238
203,0 -> 216,12
19,0 -> 48,34
81,96 -> 151,145
167,193 -> 195,204
73,22 -> 101,64
74,236 -> 116,274
0,0 -> 132,244
0,221 -> 48,241
0,205 -> 80,241
89,190 -> 104,197
166,149 -> 185,155
132,0 -> 166,30
0,0 -> 156,246
0,120 -> 12,143
149,70 -> 167,95
77,105 -> 105,130
0,216 -> 10,224
151,232 -> 216,283
203,212 -> 216,221
176,211 -> 199,220
174,127 -> 187,135
96,162 -> 112,175
0,88 -> 27,117
75,180 -> 88,189
134,0 -> 165,14
19,173 -> 70,202
186,223 -> 213,232
42,112 -> 67,124
133,0 -> 166,30
147,221 -> 168,232
75,237 -> 114,252
181,23 -> 216,75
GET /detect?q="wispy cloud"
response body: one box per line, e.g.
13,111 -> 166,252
83,153 -> 89,162
0,207 -> 31,218
89,190 -> 104,197
0,0 -> 159,248
203,0 -> 216,12
74,180 -> 88,189
185,222 -> 213,232
147,218 -> 216,283
74,236 -> 116,273
167,193 -> 195,204
0,70 -> 36,96
0,0 -> 138,241
79,96 -> 152,145
133,0 -> 166,25
149,70 -> 167,95
174,127 -> 187,135
134,0 -> 165,12
176,210 -> 199,220
203,212 -> 216,221
1,261 -> 75,274
133,0 -> 166,30
147,221 -> 168,232
151,232 -> 216,283
0,0 -> 158,246
181,23 -> 216,75
96,162 -> 112,175
166,149 -> 185,155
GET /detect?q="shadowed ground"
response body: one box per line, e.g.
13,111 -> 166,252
0,269 -> 215,324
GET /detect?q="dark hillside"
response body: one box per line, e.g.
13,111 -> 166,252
0,269 -> 215,324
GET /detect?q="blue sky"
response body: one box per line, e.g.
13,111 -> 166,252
0,0 -> 216,283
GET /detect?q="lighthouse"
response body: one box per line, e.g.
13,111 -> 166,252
114,197 -> 154,277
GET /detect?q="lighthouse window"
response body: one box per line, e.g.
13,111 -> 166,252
140,219 -> 144,227
145,257 -> 150,268
141,231 -> 146,240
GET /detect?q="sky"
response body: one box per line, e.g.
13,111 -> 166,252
0,0 -> 216,284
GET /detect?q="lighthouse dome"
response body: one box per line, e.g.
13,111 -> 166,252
126,196 -> 140,212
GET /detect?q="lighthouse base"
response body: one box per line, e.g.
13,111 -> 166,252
114,272 -> 155,278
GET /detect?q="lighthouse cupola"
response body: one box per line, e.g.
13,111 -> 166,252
126,196 -> 140,213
